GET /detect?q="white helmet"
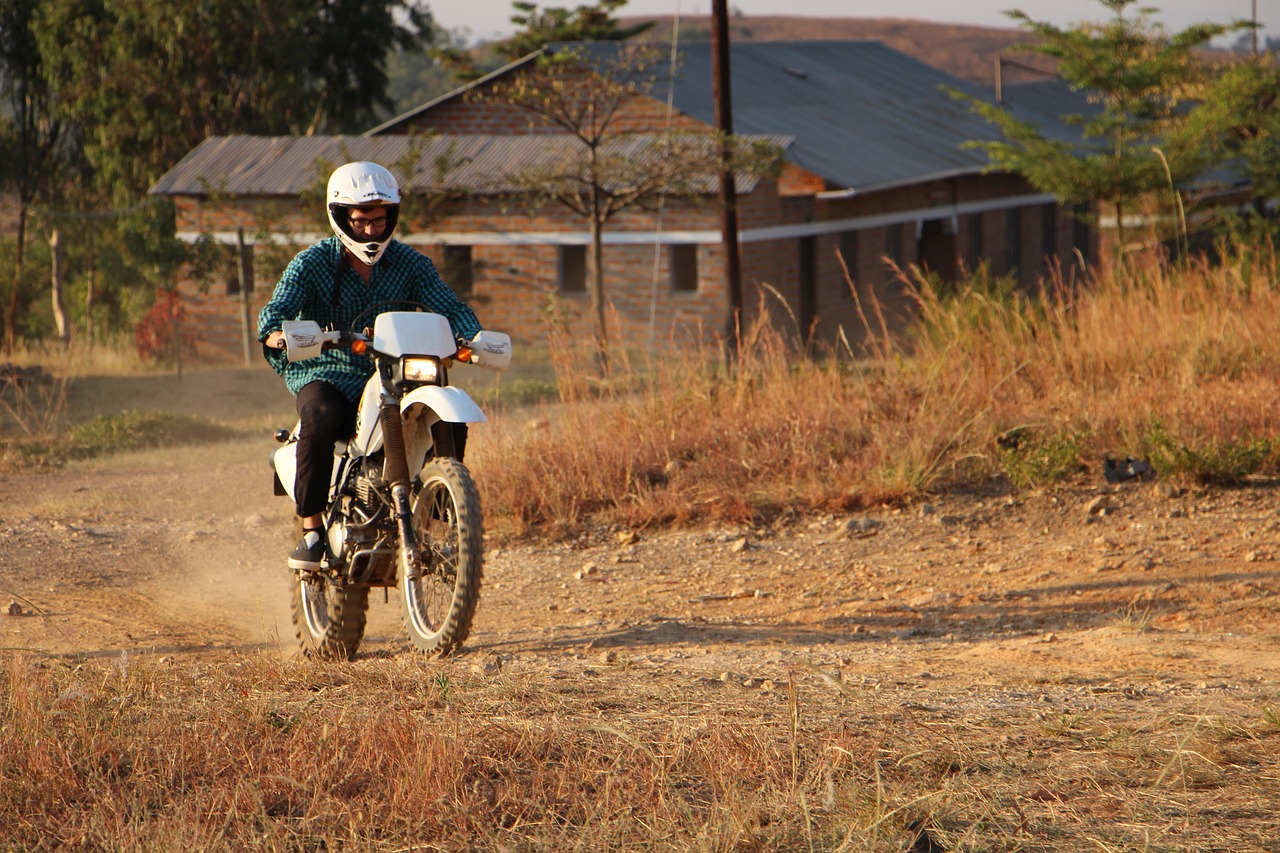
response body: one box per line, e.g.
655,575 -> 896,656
326,161 -> 401,265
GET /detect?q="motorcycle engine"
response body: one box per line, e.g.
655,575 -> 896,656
356,474 -> 377,507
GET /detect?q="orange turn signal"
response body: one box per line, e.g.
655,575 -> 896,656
455,346 -> 473,363
352,340 -> 367,355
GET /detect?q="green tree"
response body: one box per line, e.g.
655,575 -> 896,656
1175,55 -> 1280,238
502,0 -> 652,60
0,0 -> 69,352
1,0 -> 433,352
953,0 -> 1250,254
298,0 -> 436,134
437,0 -> 652,83
384,34 -> 467,118
484,44 -> 781,362
35,0 -> 434,198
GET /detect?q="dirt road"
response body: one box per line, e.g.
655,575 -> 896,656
4,431 -> 1278,692
6,368 -> 1280,849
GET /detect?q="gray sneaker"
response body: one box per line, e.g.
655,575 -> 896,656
289,530 -> 325,571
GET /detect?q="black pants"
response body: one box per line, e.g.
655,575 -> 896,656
294,381 -> 357,520
294,381 -> 470,520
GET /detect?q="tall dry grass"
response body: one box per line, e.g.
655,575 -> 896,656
4,653 -> 1277,850
0,654 -> 828,850
0,336 -> 165,447
475,247 -> 1280,536
4,333 -> 153,379
905,246 -> 1280,484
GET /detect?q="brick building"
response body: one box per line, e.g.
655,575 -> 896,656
150,40 -> 1096,362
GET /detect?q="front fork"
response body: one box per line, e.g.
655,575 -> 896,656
379,401 -> 422,582
392,482 -> 421,581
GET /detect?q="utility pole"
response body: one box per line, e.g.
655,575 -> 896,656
711,0 -> 742,354
1252,0 -> 1259,55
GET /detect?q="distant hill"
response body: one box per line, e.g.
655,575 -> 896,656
621,15 -> 1056,86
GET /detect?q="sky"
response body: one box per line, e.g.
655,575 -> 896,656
429,0 -> 1276,46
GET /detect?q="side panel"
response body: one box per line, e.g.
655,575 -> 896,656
351,373 -> 384,458
272,440 -> 345,503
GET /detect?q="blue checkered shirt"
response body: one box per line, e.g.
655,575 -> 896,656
257,238 -> 482,402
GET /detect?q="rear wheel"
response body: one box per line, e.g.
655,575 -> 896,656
400,458 -> 482,655
291,574 -> 369,660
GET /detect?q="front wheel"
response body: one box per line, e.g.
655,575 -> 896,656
292,574 -> 369,660
401,458 -> 483,655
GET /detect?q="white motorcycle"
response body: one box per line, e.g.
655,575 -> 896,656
271,302 -> 511,659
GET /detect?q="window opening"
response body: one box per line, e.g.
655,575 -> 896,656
670,244 -> 698,293
442,245 -> 473,296
559,245 -> 587,293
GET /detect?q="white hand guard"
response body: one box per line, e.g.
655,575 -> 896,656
464,330 -> 512,371
281,320 -> 335,362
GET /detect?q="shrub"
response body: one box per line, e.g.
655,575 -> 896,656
1141,418 -> 1277,485
134,289 -> 187,363
997,425 -> 1088,489
0,411 -> 238,471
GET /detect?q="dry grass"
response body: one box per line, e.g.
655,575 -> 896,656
6,252 -> 1280,850
3,653 -> 1277,851
4,334 -> 156,379
474,248 -> 1280,537
0,337 -> 176,450
0,337 -> 295,467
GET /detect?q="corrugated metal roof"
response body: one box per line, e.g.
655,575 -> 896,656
563,40 -> 1092,193
998,80 -> 1096,144
149,133 -> 791,197
153,40 -> 1093,199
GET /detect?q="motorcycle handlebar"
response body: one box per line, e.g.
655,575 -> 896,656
281,319 -> 494,366
324,330 -> 475,367
325,329 -> 367,349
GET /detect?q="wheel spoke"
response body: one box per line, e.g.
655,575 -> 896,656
400,459 -> 482,655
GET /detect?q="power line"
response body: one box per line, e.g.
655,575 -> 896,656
648,0 -> 683,347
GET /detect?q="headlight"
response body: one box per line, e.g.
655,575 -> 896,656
402,357 -> 441,384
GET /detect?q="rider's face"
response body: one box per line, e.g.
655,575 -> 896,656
348,208 -> 388,237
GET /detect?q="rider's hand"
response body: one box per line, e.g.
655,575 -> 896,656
266,331 -> 287,350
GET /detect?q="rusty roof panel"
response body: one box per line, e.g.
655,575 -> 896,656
150,133 -> 791,197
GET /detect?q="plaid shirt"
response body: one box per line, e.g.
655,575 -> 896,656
257,238 -> 482,402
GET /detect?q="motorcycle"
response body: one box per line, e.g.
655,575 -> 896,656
270,302 -> 511,659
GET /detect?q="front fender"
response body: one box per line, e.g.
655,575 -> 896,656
400,385 -> 487,424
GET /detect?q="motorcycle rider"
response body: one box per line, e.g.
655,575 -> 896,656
258,161 -> 483,571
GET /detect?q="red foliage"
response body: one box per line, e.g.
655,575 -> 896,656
134,288 -> 187,362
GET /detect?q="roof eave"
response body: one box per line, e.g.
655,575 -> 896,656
365,50 -> 546,137
815,165 -> 992,199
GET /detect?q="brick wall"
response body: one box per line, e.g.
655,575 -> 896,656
174,191 -> 759,360
168,65 -> 1096,362
383,65 -> 713,138
171,177 -> 1092,362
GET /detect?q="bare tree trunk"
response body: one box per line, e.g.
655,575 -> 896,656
237,227 -> 253,366
50,226 -> 70,349
713,0 -> 743,357
172,290 -> 183,382
85,242 -> 96,351
588,213 -> 608,372
6,206 -> 27,356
